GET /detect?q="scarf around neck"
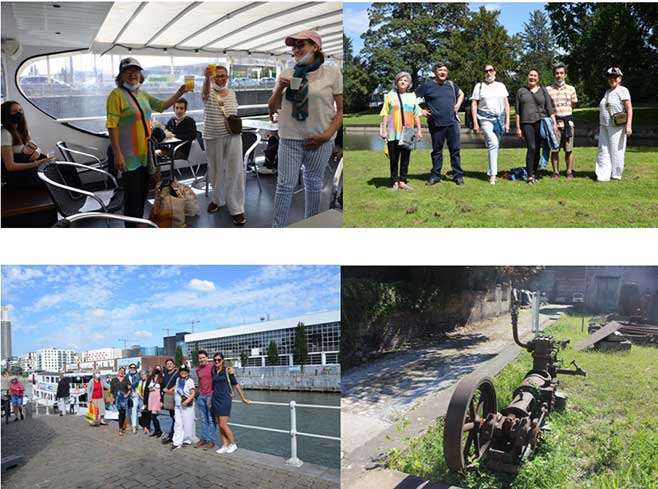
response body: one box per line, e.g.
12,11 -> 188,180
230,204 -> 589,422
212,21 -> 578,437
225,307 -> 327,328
285,56 -> 323,121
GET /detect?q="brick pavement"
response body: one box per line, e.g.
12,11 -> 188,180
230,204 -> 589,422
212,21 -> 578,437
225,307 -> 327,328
1,414 -> 339,489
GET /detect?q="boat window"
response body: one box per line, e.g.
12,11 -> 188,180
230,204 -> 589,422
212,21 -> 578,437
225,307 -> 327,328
18,51 -> 279,135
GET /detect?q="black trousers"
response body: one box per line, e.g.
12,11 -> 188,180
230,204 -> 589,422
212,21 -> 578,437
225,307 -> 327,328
122,166 -> 149,227
139,409 -> 151,429
387,141 -> 411,183
429,122 -> 463,179
118,408 -> 126,430
168,408 -> 175,438
151,412 -> 161,434
521,122 -> 542,178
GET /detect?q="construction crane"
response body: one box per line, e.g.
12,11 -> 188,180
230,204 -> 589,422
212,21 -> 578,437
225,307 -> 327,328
177,320 -> 200,333
118,338 -> 140,349
162,328 -> 173,336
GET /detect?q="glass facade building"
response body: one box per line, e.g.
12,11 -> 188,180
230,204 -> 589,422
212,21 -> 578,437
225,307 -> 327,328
185,311 -> 340,367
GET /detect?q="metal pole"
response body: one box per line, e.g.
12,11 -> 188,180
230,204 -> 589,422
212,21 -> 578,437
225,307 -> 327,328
285,401 -> 303,467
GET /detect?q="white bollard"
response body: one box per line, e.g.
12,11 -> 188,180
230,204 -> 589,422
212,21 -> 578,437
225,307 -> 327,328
285,400 -> 303,467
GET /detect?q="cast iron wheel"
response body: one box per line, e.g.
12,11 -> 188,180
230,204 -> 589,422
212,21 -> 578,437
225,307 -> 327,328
444,374 -> 498,473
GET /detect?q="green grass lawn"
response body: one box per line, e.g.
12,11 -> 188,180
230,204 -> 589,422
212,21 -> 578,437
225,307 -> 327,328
387,315 -> 658,489
344,105 -> 658,127
343,147 -> 658,227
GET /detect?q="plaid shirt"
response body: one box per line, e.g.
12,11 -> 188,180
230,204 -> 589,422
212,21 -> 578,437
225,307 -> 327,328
545,84 -> 578,117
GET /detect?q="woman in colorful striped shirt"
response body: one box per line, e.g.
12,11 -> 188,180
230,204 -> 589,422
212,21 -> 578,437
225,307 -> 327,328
106,57 -> 189,226
380,72 -> 423,191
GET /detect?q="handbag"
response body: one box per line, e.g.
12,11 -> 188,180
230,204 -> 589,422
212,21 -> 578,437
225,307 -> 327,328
122,87 -> 158,175
225,368 -> 235,398
149,183 -> 186,228
396,91 -> 416,150
171,180 -> 199,216
605,90 -> 627,125
216,93 -> 242,135
161,372 -> 177,410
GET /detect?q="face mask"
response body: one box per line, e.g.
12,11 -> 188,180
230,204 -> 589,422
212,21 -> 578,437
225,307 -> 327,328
211,82 -> 224,91
175,114 -> 185,121
123,81 -> 140,91
94,374 -> 101,379
485,75 -> 495,83
298,52 -> 313,65
555,79 -> 565,87
9,112 -> 24,124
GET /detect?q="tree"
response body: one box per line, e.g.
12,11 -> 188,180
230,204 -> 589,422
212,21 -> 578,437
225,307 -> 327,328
360,3 -> 470,91
546,3 -> 658,103
239,351 -> 249,368
293,322 -> 308,366
445,7 -> 519,97
189,343 -> 199,368
518,10 -> 558,86
343,34 -> 375,113
267,340 -> 279,366
174,345 -> 184,368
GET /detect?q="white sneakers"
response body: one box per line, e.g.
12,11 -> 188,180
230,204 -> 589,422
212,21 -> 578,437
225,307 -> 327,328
216,444 -> 237,454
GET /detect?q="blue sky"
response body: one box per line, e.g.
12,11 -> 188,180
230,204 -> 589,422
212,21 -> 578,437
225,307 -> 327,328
344,3 -> 546,54
1,265 -> 340,356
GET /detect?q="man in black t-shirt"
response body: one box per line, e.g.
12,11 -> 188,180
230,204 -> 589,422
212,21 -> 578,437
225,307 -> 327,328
415,63 -> 465,185
164,98 -> 197,159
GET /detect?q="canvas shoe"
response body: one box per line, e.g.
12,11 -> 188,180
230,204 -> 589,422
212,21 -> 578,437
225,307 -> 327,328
216,446 -> 229,454
225,444 -> 238,454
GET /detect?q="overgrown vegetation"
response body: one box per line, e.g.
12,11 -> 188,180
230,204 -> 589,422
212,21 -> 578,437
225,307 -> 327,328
388,314 -> 658,488
344,147 -> 658,228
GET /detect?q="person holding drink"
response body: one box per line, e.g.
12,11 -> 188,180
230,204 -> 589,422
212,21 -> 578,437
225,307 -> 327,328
202,63 -> 246,225
105,57 -> 191,226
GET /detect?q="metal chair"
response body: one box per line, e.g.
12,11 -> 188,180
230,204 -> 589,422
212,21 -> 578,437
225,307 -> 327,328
37,161 -> 123,218
205,130 -> 262,196
56,141 -> 109,187
53,212 -> 158,228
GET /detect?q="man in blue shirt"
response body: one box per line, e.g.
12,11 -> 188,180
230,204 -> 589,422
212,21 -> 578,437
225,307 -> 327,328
415,63 -> 465,185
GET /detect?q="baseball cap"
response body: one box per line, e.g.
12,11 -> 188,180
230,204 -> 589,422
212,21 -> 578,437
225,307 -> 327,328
285,30 -> 322,51
119,57 -> 143,73
179,365 -> 190,372
606,67 -> 623,77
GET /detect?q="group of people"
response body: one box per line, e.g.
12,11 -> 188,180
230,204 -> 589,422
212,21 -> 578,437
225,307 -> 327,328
103,29 -> 341,228
380,62 -> 634,187
86,352 -> 251,452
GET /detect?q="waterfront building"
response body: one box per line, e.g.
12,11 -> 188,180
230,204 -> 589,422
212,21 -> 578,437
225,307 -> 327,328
35,348 -> 75,372
1,306 -> 12,360
185,311 -> 340,367
163,332 -> 189,357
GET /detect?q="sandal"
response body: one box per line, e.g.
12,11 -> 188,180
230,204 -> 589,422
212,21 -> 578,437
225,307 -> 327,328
399,182 -> 412,191
392,182 -> 399,191
231,214 -> 246,226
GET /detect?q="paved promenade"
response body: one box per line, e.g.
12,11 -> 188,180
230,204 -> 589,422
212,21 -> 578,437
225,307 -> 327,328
1,414 -> 339,489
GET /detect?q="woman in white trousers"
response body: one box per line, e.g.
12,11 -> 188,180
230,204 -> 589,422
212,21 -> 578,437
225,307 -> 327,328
172,366 -> 196,450
596,67 -> 633,182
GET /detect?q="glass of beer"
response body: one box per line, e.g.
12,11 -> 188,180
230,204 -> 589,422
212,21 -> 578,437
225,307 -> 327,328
184,75 -> 194,91
208,63 -> 216,77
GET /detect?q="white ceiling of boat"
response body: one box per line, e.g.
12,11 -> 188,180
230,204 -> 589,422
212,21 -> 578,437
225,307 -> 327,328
1,2 -> 343,59
1,2 -> 113,48
93,1 -> 343,59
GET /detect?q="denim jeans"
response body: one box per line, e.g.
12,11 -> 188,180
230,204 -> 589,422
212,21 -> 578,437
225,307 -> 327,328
129,392 -> 139,428
478,114 -> 500,176
196,395 -> 217,442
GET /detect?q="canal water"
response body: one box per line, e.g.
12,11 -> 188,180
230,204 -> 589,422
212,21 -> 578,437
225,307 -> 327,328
3,381 -> 340,469
345,130 -> 658,151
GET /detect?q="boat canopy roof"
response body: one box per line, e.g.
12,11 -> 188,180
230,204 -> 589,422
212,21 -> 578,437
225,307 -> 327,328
2,1 -> 343,61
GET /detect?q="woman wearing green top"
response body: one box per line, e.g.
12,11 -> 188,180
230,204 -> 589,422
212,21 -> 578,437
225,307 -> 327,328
380,72 -> 423,191
106,57 -> 189,226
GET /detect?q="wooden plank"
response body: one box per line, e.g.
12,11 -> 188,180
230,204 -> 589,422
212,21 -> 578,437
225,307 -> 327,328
574,321 -> 623,351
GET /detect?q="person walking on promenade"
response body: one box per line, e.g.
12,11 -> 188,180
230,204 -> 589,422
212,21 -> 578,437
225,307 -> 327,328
8,378 -> 25,421
126,363 -> 141,434
415,62 -> 465,186
195,350 -> 217,450
211,353 -> 252,455
56,373 -> 70,416
545,63 -> 578,179
87,372 -> 110,426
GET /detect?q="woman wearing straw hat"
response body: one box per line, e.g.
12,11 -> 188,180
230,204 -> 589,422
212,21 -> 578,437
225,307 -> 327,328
268,30 -> 343,227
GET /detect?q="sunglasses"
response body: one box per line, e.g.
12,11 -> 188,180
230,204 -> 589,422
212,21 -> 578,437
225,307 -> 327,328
484,68 -> 495,73
214,358 -> 223,363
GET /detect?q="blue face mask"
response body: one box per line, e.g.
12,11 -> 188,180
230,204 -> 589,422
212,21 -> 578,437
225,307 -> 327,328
123,81 -> 140,91
298,52 -> 313,65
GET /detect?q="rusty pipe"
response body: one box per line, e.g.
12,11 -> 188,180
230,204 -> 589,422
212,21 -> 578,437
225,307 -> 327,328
511,304 -> 529,349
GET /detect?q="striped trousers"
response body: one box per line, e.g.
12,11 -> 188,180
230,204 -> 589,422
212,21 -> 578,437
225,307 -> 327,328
272,138 -> 334,228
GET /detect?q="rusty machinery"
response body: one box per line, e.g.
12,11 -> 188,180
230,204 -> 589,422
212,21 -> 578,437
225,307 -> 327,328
443,295 -> 586,474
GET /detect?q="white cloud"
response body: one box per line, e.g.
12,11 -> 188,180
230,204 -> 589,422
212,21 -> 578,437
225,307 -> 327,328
343,7 -> 369,38
188,279 -> 216,292
91,309 -> 106,318
135,330 -> 153,338
32,293 -> 64,310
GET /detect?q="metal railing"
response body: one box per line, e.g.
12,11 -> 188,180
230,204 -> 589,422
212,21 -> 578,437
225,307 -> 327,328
28,396 -> 339,468
55,106 -> 269,124
229,399 -> 340,467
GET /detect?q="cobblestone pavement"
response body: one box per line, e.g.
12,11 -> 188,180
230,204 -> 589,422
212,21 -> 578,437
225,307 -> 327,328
1,414 -> 339,489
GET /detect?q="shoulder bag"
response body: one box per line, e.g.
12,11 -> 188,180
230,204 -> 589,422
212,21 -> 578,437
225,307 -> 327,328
161,371 -> 178,410
225,368 -> 235,398
605,90 -> 627,126
396,91 -> 417,150
216,92 -> 242,135
121,87 -> 158,176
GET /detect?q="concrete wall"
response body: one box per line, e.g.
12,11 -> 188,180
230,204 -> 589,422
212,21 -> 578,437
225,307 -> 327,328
235,365 -> 340,393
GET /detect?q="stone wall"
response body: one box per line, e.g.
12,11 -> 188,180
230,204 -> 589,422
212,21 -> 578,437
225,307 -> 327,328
236,365 -> 341,392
